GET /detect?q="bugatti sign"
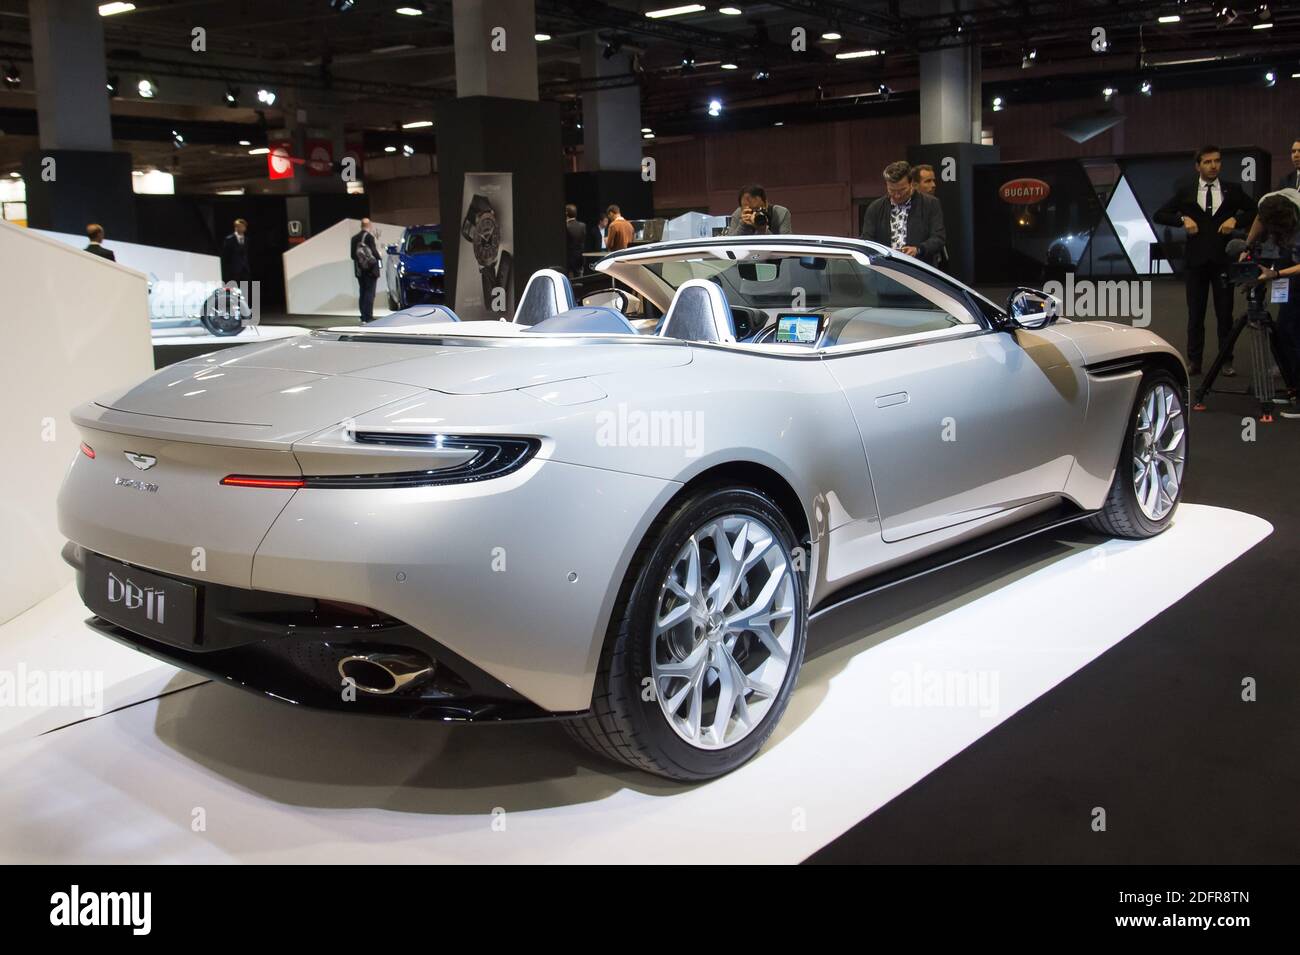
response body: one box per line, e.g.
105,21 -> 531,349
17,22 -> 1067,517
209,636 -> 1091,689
999,178 -> 1051,204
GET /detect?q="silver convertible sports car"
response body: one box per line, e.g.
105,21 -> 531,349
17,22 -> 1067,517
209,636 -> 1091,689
58,236 -> 1188,780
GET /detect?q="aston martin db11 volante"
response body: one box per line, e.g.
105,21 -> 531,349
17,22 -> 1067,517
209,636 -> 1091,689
58,236 -> 1188,780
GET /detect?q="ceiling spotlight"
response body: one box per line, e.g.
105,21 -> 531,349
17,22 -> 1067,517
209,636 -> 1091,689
171,129 -> 185,149
3,63 -> 20,89
1216,6 -> 1238,25
137,77 -> 155,98
641,126 -> 652,133
1257,2 -> 1271,21
835,48 -> 883,60
1264,70 -> 1276,86
402,144 -> 414,156
106,74 -> 119,95
681,48 -> 696,71
643,132 -> 655,139
876,83 -> 892,101
992,95 -> 1004,111
1158,14 -> 1181,22
646,4 -> 706,17
822,31 -> 842,41
329,0 -> 357,11
602,36 -> 624,60
1140,79 -> 1153,95
395,3 -> 426,14
256,88 -> 276,105
753,68 -> 771,81
1102,86 -> 1116,100
238,139 -> 251,146
224,84 -> 239,106
721,62 -> 738,70
719,6 -> 743,14
535,33 -> 551,41
1021,48 -> 1037,69
707,98 -> 722,117
98,2 -> 136,15
384,145 -> 397,153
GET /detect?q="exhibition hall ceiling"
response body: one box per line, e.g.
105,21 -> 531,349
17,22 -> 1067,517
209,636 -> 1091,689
0,0 -> 1296,187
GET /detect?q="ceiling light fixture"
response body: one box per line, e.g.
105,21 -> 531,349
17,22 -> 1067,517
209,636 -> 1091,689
535,33 -> 552,41
256,88 -> 276,105
401,120 -> 433,128
98,2 -> 136,15
835,48 -> 883,60
645,4 -> 706,18
821,31 -> 842,40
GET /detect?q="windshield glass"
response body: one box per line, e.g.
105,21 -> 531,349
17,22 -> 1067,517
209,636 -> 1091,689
404,229 -> 442,255
647,253 -> 893,309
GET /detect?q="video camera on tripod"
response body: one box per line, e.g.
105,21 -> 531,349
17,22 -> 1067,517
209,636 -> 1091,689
1194,236 -> 1288,419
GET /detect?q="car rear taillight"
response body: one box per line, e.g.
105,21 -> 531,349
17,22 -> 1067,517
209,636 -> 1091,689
80,442 -> 95,459
220,475 -> 306,489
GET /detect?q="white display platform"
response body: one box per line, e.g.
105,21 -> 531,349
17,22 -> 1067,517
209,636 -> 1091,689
152,324 -> 312,345
0,504 -> 1269,863
283,218 -> 406,316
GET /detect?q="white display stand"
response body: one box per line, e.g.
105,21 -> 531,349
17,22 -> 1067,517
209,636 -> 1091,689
31,228 -> 223,299
282,218 -> 406,317
0,222 -> 154,626
0,505 -> 1269,863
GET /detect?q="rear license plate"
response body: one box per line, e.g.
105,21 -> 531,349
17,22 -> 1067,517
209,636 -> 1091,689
84,553 -> 199,648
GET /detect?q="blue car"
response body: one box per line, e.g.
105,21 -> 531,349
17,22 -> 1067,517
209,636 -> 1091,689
384,224 -> 445,310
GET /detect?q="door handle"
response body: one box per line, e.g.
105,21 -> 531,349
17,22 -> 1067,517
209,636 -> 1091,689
874,391 -> 909,408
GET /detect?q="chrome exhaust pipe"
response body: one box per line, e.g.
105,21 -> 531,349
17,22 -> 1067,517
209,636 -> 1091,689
338,652 -> 435,695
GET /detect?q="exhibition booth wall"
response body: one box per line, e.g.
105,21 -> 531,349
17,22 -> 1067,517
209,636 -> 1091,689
0,222 -> 154,625
283,218 -> 406,316
32,228 -> 222,295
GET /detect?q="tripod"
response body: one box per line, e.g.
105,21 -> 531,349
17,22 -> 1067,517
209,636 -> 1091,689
1193,293 -> 1287,421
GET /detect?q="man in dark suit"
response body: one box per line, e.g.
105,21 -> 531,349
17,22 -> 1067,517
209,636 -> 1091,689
219,218 -> 251,283
860,161 -> 946,266
565,204 -> 587,278
350,217 -> 381,322
1155,145 -> 1257,376
83,223 -> 115,261
1277,139 -> 1300,191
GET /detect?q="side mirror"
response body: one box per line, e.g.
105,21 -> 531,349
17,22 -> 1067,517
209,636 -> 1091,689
386,244 -> 399,255
1005,287 -> 1061,330
582,289 -> 630,312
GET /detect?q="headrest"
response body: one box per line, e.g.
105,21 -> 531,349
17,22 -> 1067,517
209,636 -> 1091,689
658,279 -> 736,343
368,304 -> 460,327
523,307 -> 638,335
513,268 -> 575,326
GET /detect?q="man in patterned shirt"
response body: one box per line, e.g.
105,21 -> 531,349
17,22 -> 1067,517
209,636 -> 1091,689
860,161 -> 947,266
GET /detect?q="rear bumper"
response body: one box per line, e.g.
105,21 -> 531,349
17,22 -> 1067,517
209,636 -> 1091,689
64,542 -> 560,721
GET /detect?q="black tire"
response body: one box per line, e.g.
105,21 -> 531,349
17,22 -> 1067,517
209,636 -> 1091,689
1085,368 -> 1188,539
566,485 -> 809,781
387,291 -> 400,311
200,287 -> 246,337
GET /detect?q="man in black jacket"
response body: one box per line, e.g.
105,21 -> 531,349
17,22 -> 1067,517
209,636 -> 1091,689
83,223 -> 115,261
860,161 -> 946,266
1154,145 -> 1257,375
350,218 -> 382,322
219,218 -> 251,283
564,204 -> 587,277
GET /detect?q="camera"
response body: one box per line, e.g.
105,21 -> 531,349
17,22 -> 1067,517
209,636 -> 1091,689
752,208 -> 769,229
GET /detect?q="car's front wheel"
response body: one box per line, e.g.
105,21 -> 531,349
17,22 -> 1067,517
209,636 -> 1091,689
567,486 -> 808,781
1086,368 -> 1188,539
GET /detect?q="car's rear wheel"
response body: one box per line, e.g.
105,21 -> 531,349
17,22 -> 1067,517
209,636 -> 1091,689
567,486 -> 808,781
1086,368 -> 1187,539
387,291 -> 400,311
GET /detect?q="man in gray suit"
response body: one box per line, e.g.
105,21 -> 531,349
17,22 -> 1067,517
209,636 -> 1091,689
860,161 -> 946,266
726,184 -> 792,235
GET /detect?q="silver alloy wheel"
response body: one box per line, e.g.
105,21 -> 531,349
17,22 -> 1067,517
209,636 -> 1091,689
651,514 -> 798,750
1131,381 -> 1186,522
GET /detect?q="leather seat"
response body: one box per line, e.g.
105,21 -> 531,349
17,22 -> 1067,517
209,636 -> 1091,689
657,279 -> 736,343
513,269 -> 575,326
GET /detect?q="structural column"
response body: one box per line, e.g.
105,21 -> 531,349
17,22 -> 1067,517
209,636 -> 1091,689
436,0 -> 564,319
23,0 -> 136,238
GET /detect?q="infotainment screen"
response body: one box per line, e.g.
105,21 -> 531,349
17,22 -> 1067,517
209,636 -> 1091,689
775,314 -> 823,344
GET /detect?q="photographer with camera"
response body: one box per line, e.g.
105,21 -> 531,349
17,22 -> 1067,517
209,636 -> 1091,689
726,185 -> 792,236
1239,187 -> 1300,416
